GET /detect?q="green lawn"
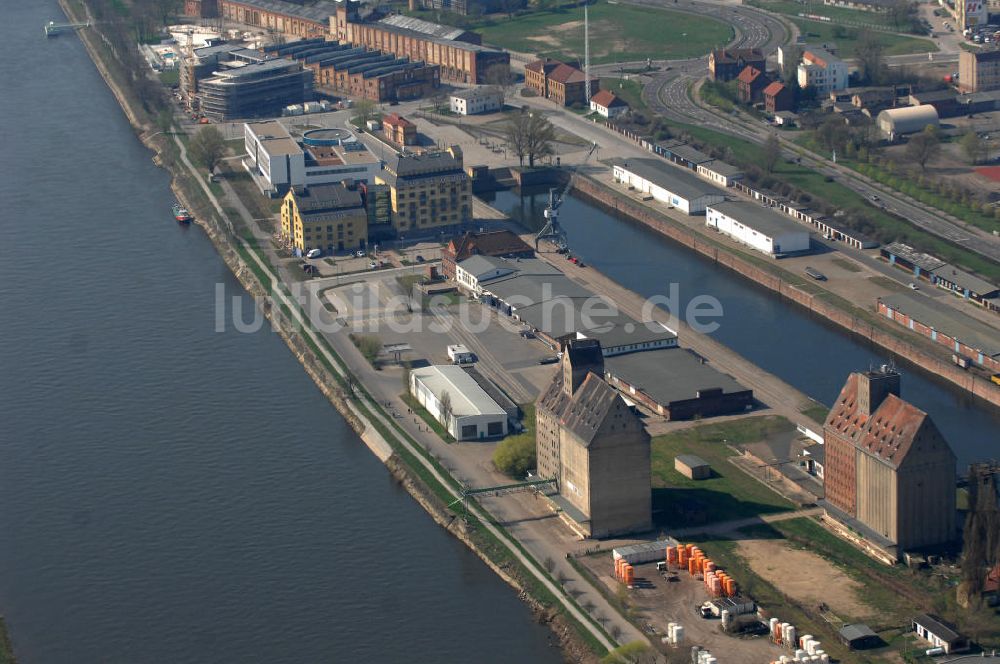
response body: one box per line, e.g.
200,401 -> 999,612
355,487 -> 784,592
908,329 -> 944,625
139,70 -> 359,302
474,0 -> 733,64
799,402 -> 829,425
402,392 -> 455,442
650,416 -> 795,529
158,69 -> 179,87
792,17 -> 937,56
750,0 -> 900,30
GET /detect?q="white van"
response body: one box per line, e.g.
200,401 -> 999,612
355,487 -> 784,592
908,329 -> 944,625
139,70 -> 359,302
306,248 -> 322,259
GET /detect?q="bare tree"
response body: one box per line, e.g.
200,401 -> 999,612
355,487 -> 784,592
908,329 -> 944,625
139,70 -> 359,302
855,30 -> 886,85
484,64 -> 517,104
504,112 -> 530,166
523,112 -> 556,167
440,390 -> 453,427
353,99 -> 379,127
905,124 -> 940,171
960,129 -> 986,165
763,133 -> 781,173
188,125 -> 227,173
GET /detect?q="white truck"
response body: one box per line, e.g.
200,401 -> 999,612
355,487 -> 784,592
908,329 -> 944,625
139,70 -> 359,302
447,344 -> 475,365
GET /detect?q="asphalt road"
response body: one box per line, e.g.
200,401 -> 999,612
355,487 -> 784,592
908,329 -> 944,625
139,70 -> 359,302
628,1 -> 1000,266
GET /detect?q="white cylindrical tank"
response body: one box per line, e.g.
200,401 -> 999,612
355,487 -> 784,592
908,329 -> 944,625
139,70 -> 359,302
795,649 -> 807,660
770,617 -> 780,636
800,635 -> 812,649
819,655 -> 829,664
925,648 -> 944,657
787,626 -> 797,649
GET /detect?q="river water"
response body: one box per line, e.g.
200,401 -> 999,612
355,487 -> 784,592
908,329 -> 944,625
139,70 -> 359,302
0,4 -> 562,663
487,188 -> 1000,468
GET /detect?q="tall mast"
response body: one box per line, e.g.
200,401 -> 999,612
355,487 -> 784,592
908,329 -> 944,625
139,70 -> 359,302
584,4 -> 591,105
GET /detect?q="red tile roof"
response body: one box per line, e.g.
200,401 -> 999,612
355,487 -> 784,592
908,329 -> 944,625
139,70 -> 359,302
591,89 -> 626,108
737,65 -> 764,84
549,62 -> 590,84
823,372 -> 946,468
383,113 -> 414,128
763,81 -> 786,97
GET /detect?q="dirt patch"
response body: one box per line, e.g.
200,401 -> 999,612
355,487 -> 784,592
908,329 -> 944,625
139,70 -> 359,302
551,19 -> 583,32
738,538 -> 875,620
526,34 -> 562,47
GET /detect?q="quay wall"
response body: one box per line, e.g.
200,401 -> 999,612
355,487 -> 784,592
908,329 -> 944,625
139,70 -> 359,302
572,176 -> 1000,409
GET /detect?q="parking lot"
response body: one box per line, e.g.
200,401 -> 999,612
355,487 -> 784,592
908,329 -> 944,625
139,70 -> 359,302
318,275 -> 562,405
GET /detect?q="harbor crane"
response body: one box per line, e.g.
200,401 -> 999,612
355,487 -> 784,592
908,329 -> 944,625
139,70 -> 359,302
535,141 -> 599,252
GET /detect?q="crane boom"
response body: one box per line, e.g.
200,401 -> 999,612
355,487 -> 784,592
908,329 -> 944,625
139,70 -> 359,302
535,141 -> 598,251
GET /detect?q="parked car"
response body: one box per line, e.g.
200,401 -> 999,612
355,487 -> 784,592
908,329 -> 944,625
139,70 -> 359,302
538,356 -> 560,365
355,250 -> 366,257
908,282 -> 919,290
415,255 -> 426,263
369,260 -> 378,270
306,248 -> 322,259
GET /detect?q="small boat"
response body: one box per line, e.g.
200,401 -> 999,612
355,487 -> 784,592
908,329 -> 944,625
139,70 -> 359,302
172,203 -> 193,223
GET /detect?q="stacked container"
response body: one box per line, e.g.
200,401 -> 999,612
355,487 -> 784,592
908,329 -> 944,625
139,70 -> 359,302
664,622 -> 685,645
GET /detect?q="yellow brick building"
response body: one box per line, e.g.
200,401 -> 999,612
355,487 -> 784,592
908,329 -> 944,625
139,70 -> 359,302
281,183 -> 368,252
376,146 -> 472,233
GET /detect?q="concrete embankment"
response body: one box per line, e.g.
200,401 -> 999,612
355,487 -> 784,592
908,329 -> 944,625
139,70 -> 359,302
573,175 -> 1000,409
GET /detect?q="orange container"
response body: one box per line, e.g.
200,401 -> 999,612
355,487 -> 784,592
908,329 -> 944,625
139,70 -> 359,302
687,558 -> 696,575
685,543 -> 695,555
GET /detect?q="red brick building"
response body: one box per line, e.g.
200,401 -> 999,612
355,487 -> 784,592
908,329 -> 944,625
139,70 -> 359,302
441,230 -> 534,279
219,0 -> 334,39
383,113 -> 417,146
184,0 -> 218,18
331,3 -> 509,84
524,58 -> 599,107
709,48 -> 766,82
823,368 -> 956,555
764,80 -> 794,113
737,66 -> 769,104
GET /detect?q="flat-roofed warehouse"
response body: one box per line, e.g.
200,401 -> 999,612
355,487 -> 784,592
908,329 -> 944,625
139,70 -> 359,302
611,158 -> 726,215
408,365 -> 508,440
706,201 -> 811,257
604,348 -> 753,420
877,292 -> 1000,372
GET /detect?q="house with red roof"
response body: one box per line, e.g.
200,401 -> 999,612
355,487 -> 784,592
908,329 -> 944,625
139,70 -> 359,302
764,80 -> 794,113
737,65 -> 770,104
590,89 -> 628,118
822,367 -> 957,557
383,113 -> 417,146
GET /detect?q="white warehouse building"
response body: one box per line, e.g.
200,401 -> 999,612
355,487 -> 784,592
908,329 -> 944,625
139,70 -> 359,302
408,365 -> 509,441
876,105 -> 939,141
450,87 -> 504,115
706,201 -> 811,257
612,158 -> 727,215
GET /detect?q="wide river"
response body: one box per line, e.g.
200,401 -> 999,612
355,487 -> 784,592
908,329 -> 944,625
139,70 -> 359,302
487,188 -> 1000,467
0,3 -> 562,663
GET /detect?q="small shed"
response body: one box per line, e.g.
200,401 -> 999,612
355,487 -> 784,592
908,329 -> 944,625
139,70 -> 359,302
612,539 -> 677,565
839,623 -> 881,650
912,614 -> 969,654
675,454 -> 711,480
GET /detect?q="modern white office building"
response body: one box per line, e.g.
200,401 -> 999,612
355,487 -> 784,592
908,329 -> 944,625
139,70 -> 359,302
408,365 -> 509,440
797,47 -> 848,95
449,87 -> 504,115
611,158 -> 727,215
706,201 -> 811,256
243,122 -> 380,196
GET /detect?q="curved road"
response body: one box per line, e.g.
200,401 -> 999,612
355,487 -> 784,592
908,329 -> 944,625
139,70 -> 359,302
632,3 -> 1000,264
